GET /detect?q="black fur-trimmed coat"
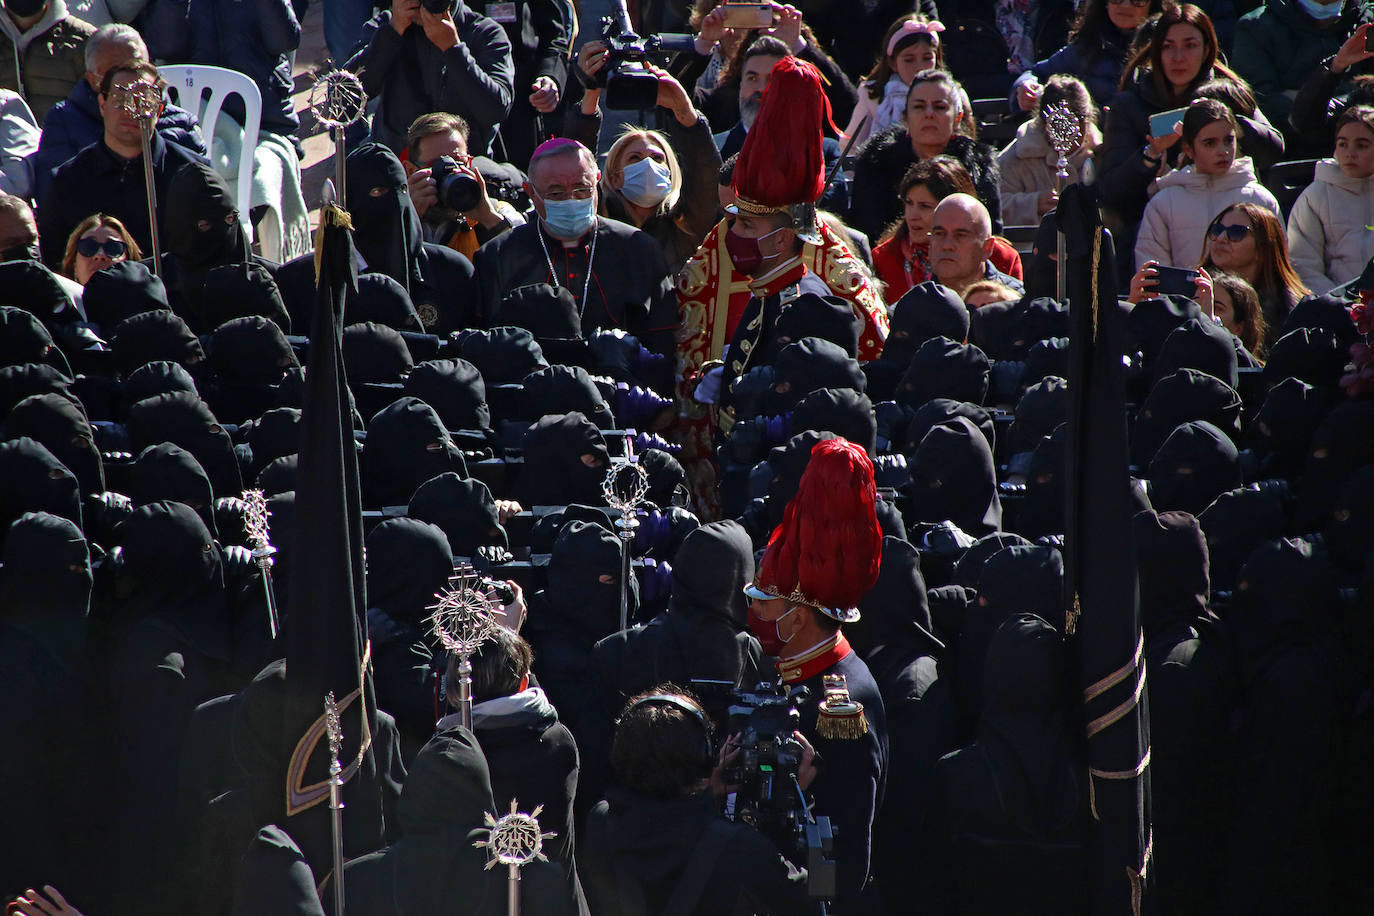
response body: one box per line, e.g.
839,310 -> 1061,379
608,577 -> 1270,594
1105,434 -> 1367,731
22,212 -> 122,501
847,128 -> 1002,241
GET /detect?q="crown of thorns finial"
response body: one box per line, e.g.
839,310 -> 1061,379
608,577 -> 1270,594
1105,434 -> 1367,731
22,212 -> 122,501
308,68 -> 367,131
324,691 -> 343,763
427,565 -> 500,657
474,799 -> 556,868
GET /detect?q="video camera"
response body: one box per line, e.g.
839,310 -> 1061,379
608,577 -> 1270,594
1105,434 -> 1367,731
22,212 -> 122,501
594,0 -> 696,110
695,679 -> 839,901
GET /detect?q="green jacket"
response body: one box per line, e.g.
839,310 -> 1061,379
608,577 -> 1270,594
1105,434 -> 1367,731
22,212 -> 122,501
0,0 -> 94,125
1233,0 -> 1374,129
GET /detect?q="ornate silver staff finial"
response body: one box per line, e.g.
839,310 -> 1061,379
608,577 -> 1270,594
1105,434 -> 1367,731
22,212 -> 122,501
474,799 -> 557,916
603,431 -> 648,632
307,67 -> 367,209
428,565 -> 501,730
1043,102 -> 1084,305
117,79 -> 167,278
242,489 -> 281,639
324,691 -> 347,916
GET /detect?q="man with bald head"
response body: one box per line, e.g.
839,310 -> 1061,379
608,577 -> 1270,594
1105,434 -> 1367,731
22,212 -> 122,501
35,22 -> 206,201
930,193 -> 1024,301
474,138 -> 677,357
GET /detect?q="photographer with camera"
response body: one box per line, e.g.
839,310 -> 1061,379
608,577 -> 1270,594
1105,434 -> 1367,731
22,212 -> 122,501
744,437 -> 889,913
347,0 -> 515,156
568,40 -> 722,270
404,112 -> 526,258
581,687 -> 818,915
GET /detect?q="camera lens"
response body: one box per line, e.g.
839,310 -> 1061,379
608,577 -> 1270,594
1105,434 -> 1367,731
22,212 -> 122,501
432,155 -> 481,212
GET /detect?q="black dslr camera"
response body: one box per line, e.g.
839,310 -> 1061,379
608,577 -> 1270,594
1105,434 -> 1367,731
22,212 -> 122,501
595,0 -> 695,110
429,155 -> 482,214
696,680 -> 838,901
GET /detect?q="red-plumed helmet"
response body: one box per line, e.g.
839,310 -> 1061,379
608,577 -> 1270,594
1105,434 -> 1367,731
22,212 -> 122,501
745,437 -> 882,622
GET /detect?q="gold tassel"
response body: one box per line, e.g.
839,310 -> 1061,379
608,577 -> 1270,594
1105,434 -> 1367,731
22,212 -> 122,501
817,704 -> 868,740
816,674 -> 868,740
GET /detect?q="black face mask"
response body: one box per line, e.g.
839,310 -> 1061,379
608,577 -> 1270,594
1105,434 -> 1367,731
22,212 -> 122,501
4,0 -> 46,18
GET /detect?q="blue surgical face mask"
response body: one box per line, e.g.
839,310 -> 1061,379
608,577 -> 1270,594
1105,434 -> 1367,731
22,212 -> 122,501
539,194 -> 598,241
1296,0 -> 1343,20
620,157 -> 673,208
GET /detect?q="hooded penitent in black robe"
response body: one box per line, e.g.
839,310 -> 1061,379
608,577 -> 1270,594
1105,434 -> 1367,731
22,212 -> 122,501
359,396 -> 468,509
277,144 -> 479,336
0,512 -> 99,905
594,519 -> 763,709
341,727 -> 581,916
2,391 -> 104,496
365,517 -> 455,762
1212,538 -> 1346,915
933,613 -> 1088,915
850,536 -> 959,915
518,411 -> 610,508
905,415 -> 1003,537
1133,509 -> 1234,915
525,519 -> 637,818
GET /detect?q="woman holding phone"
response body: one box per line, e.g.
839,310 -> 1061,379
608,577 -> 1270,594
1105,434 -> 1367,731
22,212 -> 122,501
1097,5 -> 1280,270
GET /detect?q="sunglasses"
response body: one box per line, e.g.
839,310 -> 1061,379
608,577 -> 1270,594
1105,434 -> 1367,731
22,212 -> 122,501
76,237 -> 127,258
1207,222 -> 1253,242
1107,0 -> 1151,7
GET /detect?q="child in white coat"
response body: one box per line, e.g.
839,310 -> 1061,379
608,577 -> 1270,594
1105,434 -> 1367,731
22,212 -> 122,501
1134,99 -> 1280,271
1286,105 -> 1374,295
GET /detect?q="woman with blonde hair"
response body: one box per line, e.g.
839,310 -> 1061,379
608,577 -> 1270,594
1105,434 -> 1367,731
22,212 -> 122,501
568,49 -> 722,270
61,213 -> 142,286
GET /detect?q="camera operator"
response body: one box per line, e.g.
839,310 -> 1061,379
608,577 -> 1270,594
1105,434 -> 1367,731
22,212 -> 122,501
743,437 -> 889,912
404,112 -> 525,257
347,0 -> 515,157
581,687 -> 818,915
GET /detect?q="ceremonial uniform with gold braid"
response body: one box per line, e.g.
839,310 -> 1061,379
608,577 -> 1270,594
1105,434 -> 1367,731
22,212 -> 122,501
672,55 -> 889,518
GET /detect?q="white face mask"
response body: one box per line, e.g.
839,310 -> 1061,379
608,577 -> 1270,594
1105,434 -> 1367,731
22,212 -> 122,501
619,157 -> 673,208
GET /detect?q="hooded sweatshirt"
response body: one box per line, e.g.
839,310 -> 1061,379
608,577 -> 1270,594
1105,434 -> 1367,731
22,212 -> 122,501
1286,158 -> 1374,294
1134,157 -> 1280,270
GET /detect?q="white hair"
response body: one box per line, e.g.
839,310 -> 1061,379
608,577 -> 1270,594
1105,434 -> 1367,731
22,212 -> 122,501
84,24 -> 146,75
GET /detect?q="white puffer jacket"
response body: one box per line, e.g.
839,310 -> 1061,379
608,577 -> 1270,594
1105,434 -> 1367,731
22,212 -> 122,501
1286,159 -> 1374,295
995,119 -> 1100,228
1134,157 -> 1280,270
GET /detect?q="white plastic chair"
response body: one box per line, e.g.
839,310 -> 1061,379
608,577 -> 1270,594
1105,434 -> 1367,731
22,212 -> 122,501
158,65 -> 261,240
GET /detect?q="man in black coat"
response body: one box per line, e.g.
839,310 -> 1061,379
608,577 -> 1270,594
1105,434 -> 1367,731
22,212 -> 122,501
38,60 -> 203,269
473,138 -> 677,356
468,0 -> 569,167
348,0 -> 515,156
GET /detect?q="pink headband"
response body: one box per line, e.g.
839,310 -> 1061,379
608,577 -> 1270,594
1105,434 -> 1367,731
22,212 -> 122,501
888,20 -> 945,57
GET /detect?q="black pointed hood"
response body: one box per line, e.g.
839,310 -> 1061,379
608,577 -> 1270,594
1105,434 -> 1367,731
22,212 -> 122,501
883,281 -> 969,366
1147,420 -> 1241,517
0,510 -> 90,622
196,262 -> 292,335
165,161 -> 251,271
1153,315 -> 1239,388
790,387 -> 877,455
404,359 -> 489,431
126,390 -> 243,496
82,259 -> 169,332
1243,377 -> 1332,480
852,535 -> 941,658
1131,369 -> 1242,467
519,412 -> 609,507
365,516 -> 454,626
775,292 -> 863,357
1197,484 -> 1290,592
130,442 -> 218,537
3,392 -> 103,495
668,518 -> 754,627
346,143 -> 423,295
1133,508 -> 1211,636
110,309 -> 206,376
544,518 -> 636,638
896,336 -> 989,407
906,415 -> 1002,536
407,472 -> 508,558
361,396 -> 467,508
